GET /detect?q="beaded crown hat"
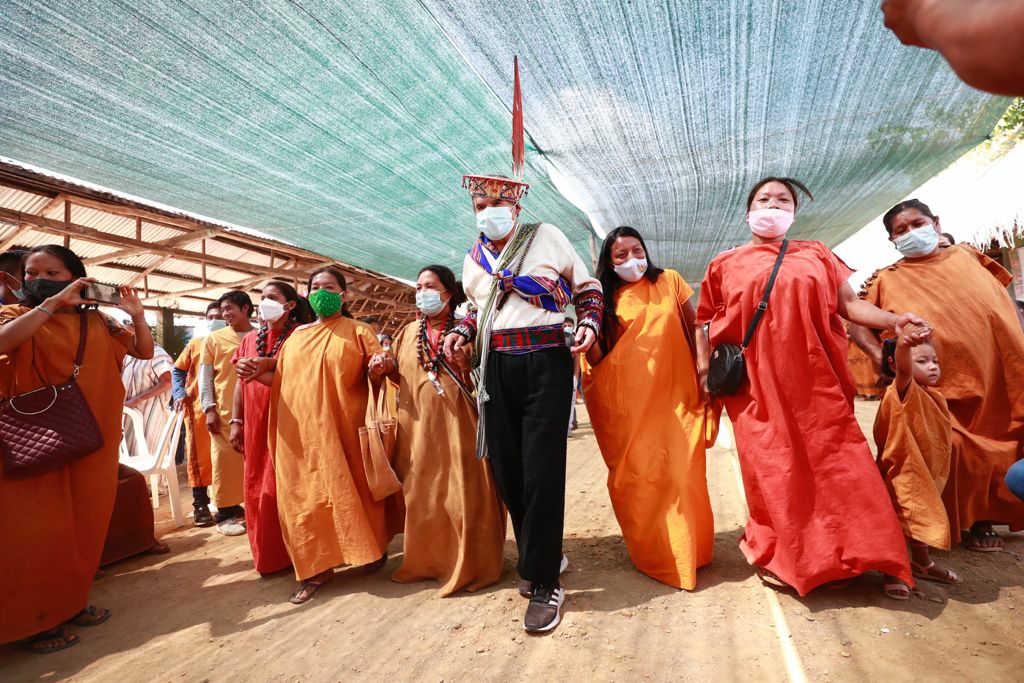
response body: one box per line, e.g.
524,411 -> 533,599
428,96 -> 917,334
462,57 -> 529,203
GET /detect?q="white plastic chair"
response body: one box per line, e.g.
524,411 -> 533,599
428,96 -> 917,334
120,407 -> 186,527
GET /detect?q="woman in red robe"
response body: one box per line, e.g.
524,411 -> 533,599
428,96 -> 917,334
230,282 -> 314,575
695,177 -> 924,596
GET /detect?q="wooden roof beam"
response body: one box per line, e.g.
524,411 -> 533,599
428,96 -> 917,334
83,227 -> 221,265
0,206 -> 323,280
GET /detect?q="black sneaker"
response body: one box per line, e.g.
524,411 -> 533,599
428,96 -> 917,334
524,583 -> 565,633
193,505 -> 215,527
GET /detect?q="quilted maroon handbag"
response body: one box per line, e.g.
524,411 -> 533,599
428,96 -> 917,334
0,312 -> 104,476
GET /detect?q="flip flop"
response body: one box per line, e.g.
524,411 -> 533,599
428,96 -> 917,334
145,541 -> 171,555
25,626 -> 80,654
966,528 -> 1003,553
912,560 -> 960,584
755,566 -> 788,588
289,578 -> 330,604
69,605 -> 111,627
882,582 -> 911,601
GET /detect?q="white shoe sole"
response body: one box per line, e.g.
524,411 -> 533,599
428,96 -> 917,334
524,589 -> 565,633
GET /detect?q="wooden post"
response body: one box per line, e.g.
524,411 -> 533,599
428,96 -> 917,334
135,216 -> 142,241
201,239 -> 207,288
63,200 -> 71,248
155,307 -> 175,351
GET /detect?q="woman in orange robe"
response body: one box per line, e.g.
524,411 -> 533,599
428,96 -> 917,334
854,199 -> 1024,550
696,178 -> 920,596
264,267 -> 393,604
230,282 -> 314,575
384,265 -> 506,596
0,245 -> 153,652
582,227 -> 716,590
847,333 -> 882,399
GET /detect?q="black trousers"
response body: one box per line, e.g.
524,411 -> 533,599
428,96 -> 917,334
485,347 -> 573,586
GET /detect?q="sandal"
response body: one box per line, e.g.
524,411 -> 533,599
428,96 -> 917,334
882,581 -> 911,601
966,527 -> 1003,553
755,566 -> 788,588
145,540 -> 171,555
912,560 -> 960,584
24,626 -> 80,654
69,605 -> 111,627
289,571 -> 333,605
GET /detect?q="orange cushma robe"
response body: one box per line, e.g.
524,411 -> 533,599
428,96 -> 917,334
200,327 -> 245,508
175,336 -> 212,488
862,245 -> 1024,540
389,321 -> 506,596
873,381 -> 953,550
847,337 -> 882,399
583,270 -> 715,590
269,318 -> 390,581
0,308 -> 132,643
698,241 -> 913,595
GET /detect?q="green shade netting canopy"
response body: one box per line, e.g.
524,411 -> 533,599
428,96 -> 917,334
0,1 -> 1010,282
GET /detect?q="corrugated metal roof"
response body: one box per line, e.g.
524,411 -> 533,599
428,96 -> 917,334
0,164 -> 415,328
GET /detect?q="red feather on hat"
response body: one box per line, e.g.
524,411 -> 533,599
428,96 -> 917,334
512,56 -> 524,181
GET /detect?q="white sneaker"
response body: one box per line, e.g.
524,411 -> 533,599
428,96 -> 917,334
216,517 -> 246,536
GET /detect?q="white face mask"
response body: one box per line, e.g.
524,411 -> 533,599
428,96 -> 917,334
259,298 -> 286,323
195,319 -> 226,337
892,225 -> 939,258
476,206 -> 516,241
613,257 -> 648,283
416,290 -> 446,316
747,208 -> 795,238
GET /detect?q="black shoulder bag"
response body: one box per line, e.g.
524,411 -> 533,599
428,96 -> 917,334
706,240 -> 788,396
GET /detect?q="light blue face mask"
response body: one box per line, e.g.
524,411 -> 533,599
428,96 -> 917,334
208,319 -> 227,332
893,225 -> 939,258
416,289 -> 447,316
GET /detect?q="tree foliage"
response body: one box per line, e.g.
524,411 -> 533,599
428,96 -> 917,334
993,98 -> 1024,141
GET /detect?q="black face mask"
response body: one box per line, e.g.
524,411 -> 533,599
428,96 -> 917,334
22,278 -> 72,306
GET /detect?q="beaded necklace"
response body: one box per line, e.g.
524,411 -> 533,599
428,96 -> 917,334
256,318 -> 297,358
416,314 -> 454,395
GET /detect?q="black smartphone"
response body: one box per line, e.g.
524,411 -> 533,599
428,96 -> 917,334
564,326 -> 576,348
83,282 -> 121,305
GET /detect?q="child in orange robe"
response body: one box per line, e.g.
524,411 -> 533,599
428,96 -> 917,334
874,323 -> 959,599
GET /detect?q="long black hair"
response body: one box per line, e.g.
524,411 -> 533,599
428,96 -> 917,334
21,244 -> 93,309
263,280 -> 315,325
595,226 -> 665,354
418,264 -> 467,310
307,266 -> 354,318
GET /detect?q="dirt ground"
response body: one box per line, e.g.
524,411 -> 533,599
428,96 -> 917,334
3,400 -> 1023,682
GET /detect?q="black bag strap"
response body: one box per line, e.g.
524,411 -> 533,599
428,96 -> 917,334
71,311 -> 88,379
740,240 -> 788,350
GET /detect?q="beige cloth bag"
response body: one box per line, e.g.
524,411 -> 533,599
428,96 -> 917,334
358,377 -> 401,501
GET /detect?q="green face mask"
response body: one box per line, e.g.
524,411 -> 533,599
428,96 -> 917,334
308,288 -> 342,318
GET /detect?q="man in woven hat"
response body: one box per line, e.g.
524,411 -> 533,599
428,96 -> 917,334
443,174 -> 603,633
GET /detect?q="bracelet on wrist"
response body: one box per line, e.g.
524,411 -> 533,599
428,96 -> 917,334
35,305 -> 54,317
229,418 -> 244,425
